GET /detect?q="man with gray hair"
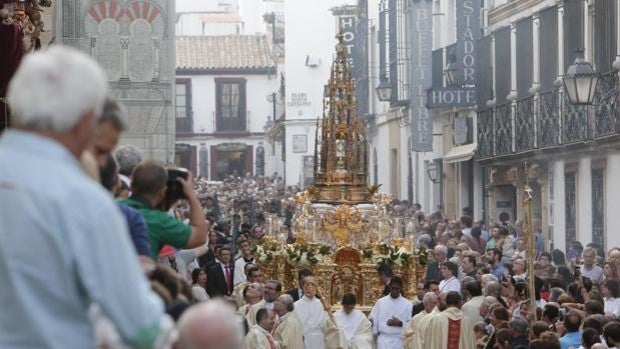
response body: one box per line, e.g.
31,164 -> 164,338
0,47 -> 171,348
115,144 -> 144,184
425,245 -> 448,282
176,299 -> 244,349
403,292 -> 438,348
273,294 -> 304,349
581,246 -> 604,284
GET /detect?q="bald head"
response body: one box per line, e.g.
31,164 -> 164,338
176,299 -> 244,349
422,292 -> 438,313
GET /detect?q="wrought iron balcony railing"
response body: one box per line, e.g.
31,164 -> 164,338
477,71 -> 620,161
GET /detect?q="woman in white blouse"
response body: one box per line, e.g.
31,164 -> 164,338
191,268 -> 210,302
439,261 -> 462,293
602,279 -> 620,319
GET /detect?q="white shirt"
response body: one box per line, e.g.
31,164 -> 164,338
439,276 -> 461,293
605,297 -> 620,318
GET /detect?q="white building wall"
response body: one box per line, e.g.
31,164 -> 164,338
607,153 -> 620,249
552,160 -> 566,252
179,74 -> 279,134
283,0 -> 354,185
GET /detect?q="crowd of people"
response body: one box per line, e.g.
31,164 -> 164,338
2,46 -> 620,349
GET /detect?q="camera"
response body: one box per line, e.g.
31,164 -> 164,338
163,167 -> 189,210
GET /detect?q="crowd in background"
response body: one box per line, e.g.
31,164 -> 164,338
3,45 -> 620,349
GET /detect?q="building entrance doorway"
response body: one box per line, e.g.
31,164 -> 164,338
211,143 -> 253,180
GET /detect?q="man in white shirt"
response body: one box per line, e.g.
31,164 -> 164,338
582,247 -> 604,285
439,261 -> 461,294
234,240 -> 255,286
369,276 -> 413,349
333,293 -> 373,349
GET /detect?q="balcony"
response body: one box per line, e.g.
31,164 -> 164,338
477,71 -> 619,161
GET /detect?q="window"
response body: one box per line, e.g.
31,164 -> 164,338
216,78 -> 246,131
176,79 -> 192,133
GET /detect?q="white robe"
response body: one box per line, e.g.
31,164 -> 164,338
411,308 -> 440,349
243,324 -> 278,349
333,309 -> 373,349
402,309 -> 427,349
369,295 -> 413,349
247,299 -> 276,327
423,307 -> 475,349
294,296 -> 328,349
461,296 -> 484,323
273,312 -> 305,349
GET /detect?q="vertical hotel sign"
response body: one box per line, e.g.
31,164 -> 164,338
410,0 -> 433,152
456,0 -> 481,85
334,3 -> 369,117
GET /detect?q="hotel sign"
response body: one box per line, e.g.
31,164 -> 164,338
410,0 -> 434,152
426,87 -> 476,108
456,0 -> 481,85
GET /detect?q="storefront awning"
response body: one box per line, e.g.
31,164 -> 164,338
444,143 -> 477,164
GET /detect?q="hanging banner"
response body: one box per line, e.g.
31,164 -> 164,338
333,2 -> 369,118
410,0 -> 433,152
456,0 -> 482,85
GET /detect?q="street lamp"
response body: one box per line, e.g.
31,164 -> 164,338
563,49 -> 599,105
444,54 -> 458,87
375,79 -> 393,102
427,160 -> 440,183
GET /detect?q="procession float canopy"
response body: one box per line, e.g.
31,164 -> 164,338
253,33 -> 427,310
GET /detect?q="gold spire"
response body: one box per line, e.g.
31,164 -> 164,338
310,33 -> 371,204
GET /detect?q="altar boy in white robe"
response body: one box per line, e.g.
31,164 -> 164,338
294,276 -> 328,349
369,276 -> 412,349
294,276 -> 346,349
333,293 -> 373,349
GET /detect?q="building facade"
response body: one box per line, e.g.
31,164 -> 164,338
477,0 -> 620,250
174,35 -> 279,179
55,0 -> 177,162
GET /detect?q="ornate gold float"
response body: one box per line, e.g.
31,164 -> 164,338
253,33 -> 426,311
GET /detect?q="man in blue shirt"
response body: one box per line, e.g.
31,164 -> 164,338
0,47 -> 171,348
559,310 -> 582,349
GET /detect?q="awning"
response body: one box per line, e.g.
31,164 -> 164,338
443,143 -> 477,164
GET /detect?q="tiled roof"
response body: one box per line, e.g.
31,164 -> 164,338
176,35 -> 275,71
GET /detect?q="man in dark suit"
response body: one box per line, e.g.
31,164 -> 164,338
206,246 -> 234,297
285,267 -> 313,301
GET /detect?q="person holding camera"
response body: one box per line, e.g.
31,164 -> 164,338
120,160 -> 208,261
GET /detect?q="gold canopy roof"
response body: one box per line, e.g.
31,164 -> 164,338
309,33 -> 374,204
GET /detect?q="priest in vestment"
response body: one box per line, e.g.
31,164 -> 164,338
423,291 -> 476,349
333,293 -> 373,349
247,280 -> 281,326
273,294 -> 304,349
237,283 -> 264,318
403,292 -> 438,349
242,308 -> 279,349
369,276 -> 413,349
